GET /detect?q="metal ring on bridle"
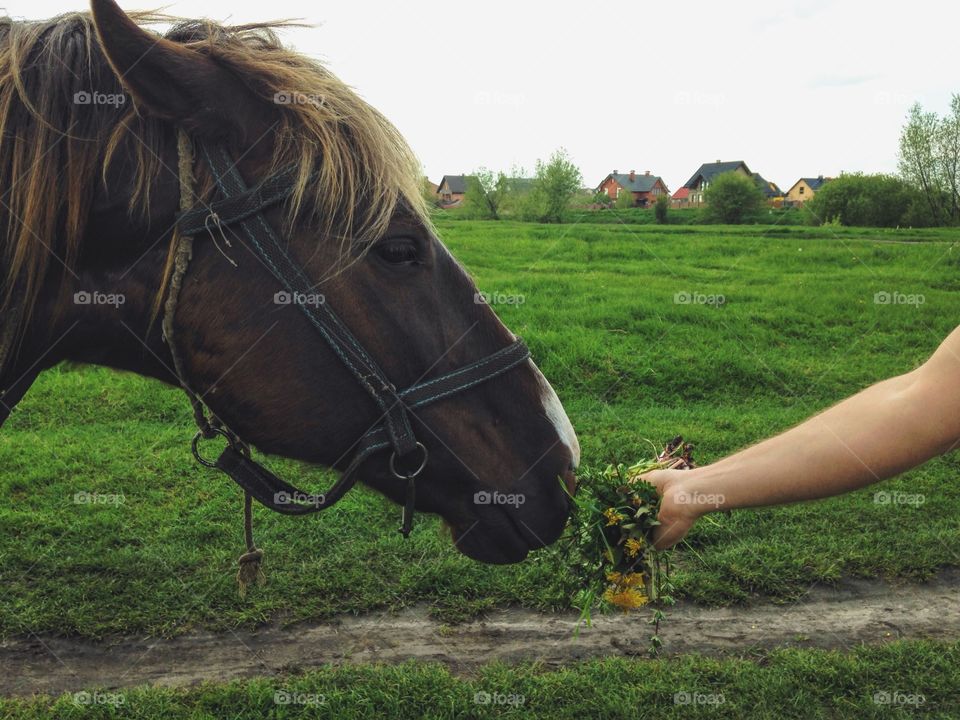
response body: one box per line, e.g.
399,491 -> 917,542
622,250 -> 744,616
389,442 -> 429,480
191,427 -> 236,468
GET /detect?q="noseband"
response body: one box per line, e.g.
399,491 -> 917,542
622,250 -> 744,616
165,131 -> 530,540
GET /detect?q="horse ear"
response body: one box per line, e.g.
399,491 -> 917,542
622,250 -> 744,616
89,0 -> 266,138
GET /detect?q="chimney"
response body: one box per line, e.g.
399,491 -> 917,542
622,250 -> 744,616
644,170 -> 650,176
629,170 -> 636,181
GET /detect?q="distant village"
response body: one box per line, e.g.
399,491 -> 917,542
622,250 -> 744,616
430,160 -> 831,210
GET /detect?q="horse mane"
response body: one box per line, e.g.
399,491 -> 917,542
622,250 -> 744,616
0,11 -> 428,372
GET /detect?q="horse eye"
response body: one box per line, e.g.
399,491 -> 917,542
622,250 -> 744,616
375,238 -> 419,265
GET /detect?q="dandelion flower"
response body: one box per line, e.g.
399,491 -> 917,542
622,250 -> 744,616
603,508 -> 625,526
625,538 -> 644,557
603,586 -> 649,610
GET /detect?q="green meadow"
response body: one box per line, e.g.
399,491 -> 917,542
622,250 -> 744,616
2,218 -> 959,639
2,218 -> 960,716
3,642 -> 959,719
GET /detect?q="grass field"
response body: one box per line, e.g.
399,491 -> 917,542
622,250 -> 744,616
2,642 -> 958,718
2,218 -> 960,640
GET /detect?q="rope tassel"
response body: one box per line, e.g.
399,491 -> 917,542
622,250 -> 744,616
237,491 -> 265,597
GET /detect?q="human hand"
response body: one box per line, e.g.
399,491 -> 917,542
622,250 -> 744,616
641,467 -> 708,550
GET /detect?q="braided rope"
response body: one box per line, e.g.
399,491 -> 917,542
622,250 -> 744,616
164,129 -> 263,596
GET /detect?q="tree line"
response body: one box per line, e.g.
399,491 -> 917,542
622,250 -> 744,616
431,96 -> 960,228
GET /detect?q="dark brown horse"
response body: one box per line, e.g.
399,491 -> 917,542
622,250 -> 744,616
0,1 -> 579,564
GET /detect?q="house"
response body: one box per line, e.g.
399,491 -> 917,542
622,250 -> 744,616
785,176 -> 830,205
682,160 -> 752,205
436,175 -> 471,207
754,174 -> 784,206
671,186 -> 691,208
596,170 -> 670,207
682,160 -> 782,206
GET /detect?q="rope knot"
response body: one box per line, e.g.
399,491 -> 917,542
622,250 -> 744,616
236,547 -> 265,597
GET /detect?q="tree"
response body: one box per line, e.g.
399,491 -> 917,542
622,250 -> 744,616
529,148 -> 583,223
703,171 -> 764,223
591,190 -> 612,207
614,185 -> 635,209
898,96 -> 960,225
654,193 -> 670,224
806,173 -> 934,228
462,168 -> 509,220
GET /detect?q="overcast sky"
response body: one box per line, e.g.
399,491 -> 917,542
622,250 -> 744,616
14,0 -> 960,191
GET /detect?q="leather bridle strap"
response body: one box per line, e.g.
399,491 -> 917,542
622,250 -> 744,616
171,134 -> 531,537
196,142 -> 419,457
212,338 -> 531,518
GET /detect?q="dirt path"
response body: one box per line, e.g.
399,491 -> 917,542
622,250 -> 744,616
3,570 -> 958,697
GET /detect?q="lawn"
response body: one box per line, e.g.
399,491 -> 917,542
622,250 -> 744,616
2,642 -> 958,719
2,218 -> 959,639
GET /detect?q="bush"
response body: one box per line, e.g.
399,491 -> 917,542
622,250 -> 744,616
806,173 -> 936,228
703,172 -> 765,223
529,148 -> 584,223
654,194 -> 670,224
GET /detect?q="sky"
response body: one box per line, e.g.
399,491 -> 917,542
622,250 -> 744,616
12,0 -> 960,192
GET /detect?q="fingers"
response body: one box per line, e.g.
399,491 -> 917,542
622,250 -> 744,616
642,468 -> 699,549
652,513 -> 693,550
640,469 -> 668,493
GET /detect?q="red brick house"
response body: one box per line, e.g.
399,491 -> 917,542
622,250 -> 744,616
596,170 -> 669,207
436,175 -> 471,207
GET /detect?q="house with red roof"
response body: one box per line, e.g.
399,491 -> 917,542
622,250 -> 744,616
596,170 -> 669,208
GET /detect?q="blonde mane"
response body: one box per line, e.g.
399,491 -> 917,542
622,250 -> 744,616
0,11 -> 429,370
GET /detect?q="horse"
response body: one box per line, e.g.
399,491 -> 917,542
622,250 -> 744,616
0,0 -> 579,567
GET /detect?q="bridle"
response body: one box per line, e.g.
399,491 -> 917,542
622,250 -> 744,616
164,130 -> 531,546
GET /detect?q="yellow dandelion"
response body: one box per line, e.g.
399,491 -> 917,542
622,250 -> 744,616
603,586 -> 649,610
605,571 -> 623,584
603,508 -> 625,526
622,572 -> 646,588
625,538 -> 644,557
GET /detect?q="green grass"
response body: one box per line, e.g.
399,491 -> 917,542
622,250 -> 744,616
2,642 -> 958,718
2,220 -> 960,638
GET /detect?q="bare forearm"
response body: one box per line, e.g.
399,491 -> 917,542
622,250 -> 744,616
646,326 -> 960,550
687,367 -> 960,513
